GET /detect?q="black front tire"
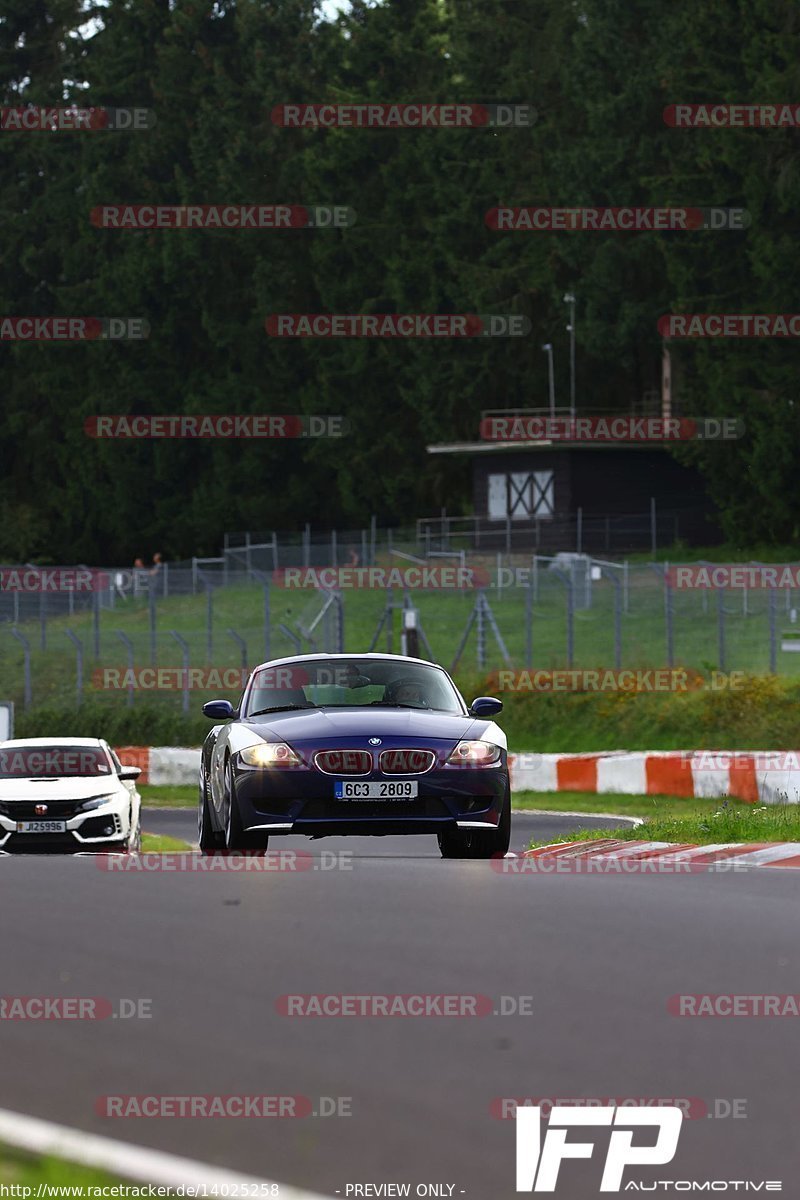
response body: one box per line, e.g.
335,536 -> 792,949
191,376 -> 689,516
199,769 -> 224,853
128,808 -> 142,853
224,759 -> 270,852
438,785 -> 511,860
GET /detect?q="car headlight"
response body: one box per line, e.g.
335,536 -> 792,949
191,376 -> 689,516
446,740 -> 502,767
79,794 -> 118,811
239,742 -> 302,768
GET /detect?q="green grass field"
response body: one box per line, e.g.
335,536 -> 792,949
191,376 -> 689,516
5,559 -> 800,723
525,794 -> 800,847
0,1144 -> 125,1191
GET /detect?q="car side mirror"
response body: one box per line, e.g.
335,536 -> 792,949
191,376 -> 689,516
118,765 -> 141,781
203,700 -> 237,720
469,696 -> 503,718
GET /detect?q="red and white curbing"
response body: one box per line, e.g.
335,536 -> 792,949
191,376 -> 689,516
112,746 -> 800,806
507,750 -> 800,805
519,839 -> 800,869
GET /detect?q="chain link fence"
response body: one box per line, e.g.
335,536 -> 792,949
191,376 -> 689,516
1,555 -> 799,711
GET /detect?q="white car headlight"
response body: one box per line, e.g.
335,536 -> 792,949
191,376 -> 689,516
239,742 -> 302,768
446,740 -> 502,767
79,794 -> 118,811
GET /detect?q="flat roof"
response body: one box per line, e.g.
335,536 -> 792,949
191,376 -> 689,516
426,440 -> 669,454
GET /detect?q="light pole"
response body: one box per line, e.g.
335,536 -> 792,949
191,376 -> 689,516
541,343 -> 555,417
563,292 -> 576,419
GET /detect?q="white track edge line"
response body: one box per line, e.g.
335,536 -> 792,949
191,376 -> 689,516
0,1107 -> 333,1198
513,809 -> 644,826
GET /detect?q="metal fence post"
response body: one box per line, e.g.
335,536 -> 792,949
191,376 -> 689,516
551,568 -> 574,667
64,629 -> 83,707
206,583 -> 213,662
39,591 -> 46,650
336,592 -> 344,652
476,592 -> 486,669
769,589 -> 777,673
10,629 -> 31,709
665,570 -> 674,669
227,629 -> 248,689
525,573 -> 533,669
170,630 -> 190,714
93,590 -> 101,660
115,631 -> 135,708
716,587 -> 726,673
603,570 -> 623,670
149,576 -> 157,665
264,581 -> 270,661
386,590 -> 393,653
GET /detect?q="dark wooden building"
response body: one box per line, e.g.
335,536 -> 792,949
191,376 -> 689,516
425,425 -> 719,553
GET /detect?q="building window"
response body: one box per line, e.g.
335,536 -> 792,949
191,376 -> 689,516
487,471 -> 554,520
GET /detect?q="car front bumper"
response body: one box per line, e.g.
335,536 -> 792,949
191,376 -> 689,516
232,763 -> 509,836
0,803 -> 126,851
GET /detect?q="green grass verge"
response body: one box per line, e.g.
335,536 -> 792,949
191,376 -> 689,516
526,795 -> 800,847
13,673 -> 800,752
0,1144 -> 122,1189
514,790 -> 682,816
140,832 -> 192,851
140,784 -> 195,808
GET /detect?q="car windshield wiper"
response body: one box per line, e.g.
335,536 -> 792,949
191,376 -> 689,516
368,702 -> 425,709
247,704 -> 314,717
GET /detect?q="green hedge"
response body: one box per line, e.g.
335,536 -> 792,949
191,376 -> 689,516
12,674 -> 800,752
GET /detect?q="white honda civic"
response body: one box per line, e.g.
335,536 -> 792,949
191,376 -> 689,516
0,737 -> 142,853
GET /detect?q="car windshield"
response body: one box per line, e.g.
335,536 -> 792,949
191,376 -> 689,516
0,745 -> 113,779
245,659 -> 464,716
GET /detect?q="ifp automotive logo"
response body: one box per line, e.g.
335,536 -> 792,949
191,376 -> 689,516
516,1105 -> 683,1192
515,1106 -> 781,1192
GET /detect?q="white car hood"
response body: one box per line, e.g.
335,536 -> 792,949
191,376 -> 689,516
0,777 -> 121,802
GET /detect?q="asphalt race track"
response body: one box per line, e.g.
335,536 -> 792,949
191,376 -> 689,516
1,809 -> 798,1197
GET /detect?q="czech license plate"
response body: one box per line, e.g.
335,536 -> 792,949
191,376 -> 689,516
335,780 -> 418,800
16,820 -> 67,833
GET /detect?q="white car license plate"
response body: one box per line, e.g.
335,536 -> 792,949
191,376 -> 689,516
335,781 -> 418,800
16,820 -> 67,833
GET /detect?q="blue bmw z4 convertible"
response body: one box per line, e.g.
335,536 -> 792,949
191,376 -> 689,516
198,652 -> 510,859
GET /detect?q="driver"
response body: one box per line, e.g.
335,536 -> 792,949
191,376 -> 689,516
385,677 -> 429,708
